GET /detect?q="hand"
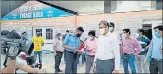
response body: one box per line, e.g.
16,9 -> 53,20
54,52 -> 57,56
37,69 -> 47,73
8,45 -> 19,59
69,47 -> 77,50
93,62 -> 96,72
144,60 -> 147,64
112,70 -> 120,74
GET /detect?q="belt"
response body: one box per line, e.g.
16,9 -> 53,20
151,58 -> 162,61
88,55 -> 95,57
123,53 -> 133,55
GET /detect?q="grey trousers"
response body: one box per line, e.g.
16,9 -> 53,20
135,55 -> 149,73
85,55 -> 95,73
65,51 -> 78,74
149,58 -> 162,74
96,58 -> 114,73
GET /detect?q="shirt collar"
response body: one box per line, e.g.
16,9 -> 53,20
103,31 -> 111,36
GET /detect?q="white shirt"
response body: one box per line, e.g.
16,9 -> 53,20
94,32 -> 121,70
53,39 -> 64,52
112,31 -> 121,44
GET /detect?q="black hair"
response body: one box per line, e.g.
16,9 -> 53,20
123,28 -> 131,35
88,30 -> 96,36
123,29 -> 126,31
99,20 -> 110,27
22,32 -> 27,35
109,22 -> 115,27
154,25 -> 162,29
158,25 -> 163,31
56,33 -> 61,36
66,30 -> 69,33
138,29 -> 144,35
77,26 -> 84,32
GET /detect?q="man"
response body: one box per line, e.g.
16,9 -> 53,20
135,29 -> 151,73
63,27 -> 84,73
32,32 -> 44,68
144,25 -> 163,73
21,32 -> 28,40
62,30 -> 70,40
120,29 -> 142,74
85,30 -> 97,73
109,22 -> 120,41
93,20 -> 120,73
62,30 -> 69,63
53,33 -> 64,73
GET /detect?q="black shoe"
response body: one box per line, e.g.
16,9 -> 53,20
55,69 -> 62,73
58,69 -> 62,72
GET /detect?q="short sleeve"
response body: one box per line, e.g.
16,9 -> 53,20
41,37 -> 44,43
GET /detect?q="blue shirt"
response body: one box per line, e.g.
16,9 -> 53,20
136,36 -> 151,49
63,34 -> 80,52
146,37 -> 162,61
62,34 -> 67,40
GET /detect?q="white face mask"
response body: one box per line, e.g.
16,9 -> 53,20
60,36 -> 62,40
70,32 -> 74,35
109,27 -> 113,32
135,33 -> 139,38
99,28 -> 105,35
122,34 -> 127,40
88,37 -> 94,40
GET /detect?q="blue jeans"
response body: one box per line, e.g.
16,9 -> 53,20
121,55 -> 136,74
34,51 -> 42,64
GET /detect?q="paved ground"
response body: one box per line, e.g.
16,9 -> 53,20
1,44 -> 127,73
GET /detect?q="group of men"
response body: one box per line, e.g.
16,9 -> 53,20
52,20 -> 162,74
3,20 -> 162,74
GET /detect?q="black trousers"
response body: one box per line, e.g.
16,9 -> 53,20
149,58 -> 162,74
55,51 -> 63,71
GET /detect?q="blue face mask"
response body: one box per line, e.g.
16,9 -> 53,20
24,36 -> 28,40
154,31 -> 160,37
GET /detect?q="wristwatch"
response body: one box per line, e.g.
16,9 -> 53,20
8,56 -> 16,60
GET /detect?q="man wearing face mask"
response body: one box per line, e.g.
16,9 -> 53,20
135,29 -> 151,73
63,27 -> 84,73
53,33 -> 64,73
109,22 -> 120,42
120,29 -> 141,74
144,25 -> 163,73
93,20 -> 121,73
85,30 -> 97,73
21,32 -> 28,40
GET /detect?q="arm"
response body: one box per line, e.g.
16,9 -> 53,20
41,37 -> 44,46
17,64 -> 38,73
144,36 -> 151,45
145,40 -> 153,61
2,59 -> 16,73
134,39 -> 142,55
120,40 -> 124,54
63,34 -> 75,50
53,40 -> 57,55
112,37 -> 121,70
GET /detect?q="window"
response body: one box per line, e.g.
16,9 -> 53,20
46,28 -> 53,40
